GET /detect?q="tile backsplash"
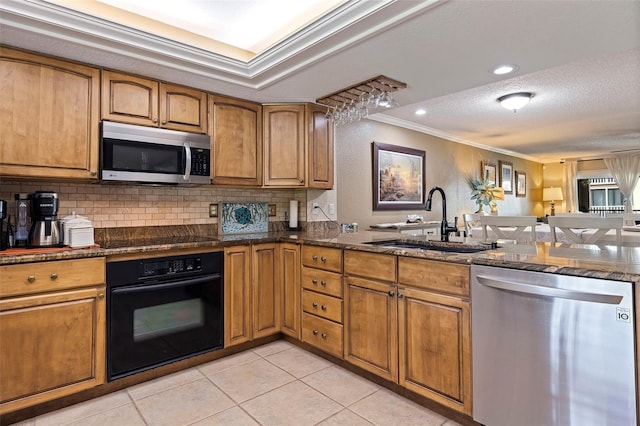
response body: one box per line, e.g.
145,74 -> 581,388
0,180 -> 306,229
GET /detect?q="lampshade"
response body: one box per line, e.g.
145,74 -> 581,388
493,187 -> 505,201
543,187 -> 563,202
498,92 -> 533,112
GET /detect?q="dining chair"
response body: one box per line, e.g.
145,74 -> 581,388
479,215 -> 538,243
547,216 -> 623,244
463,213 -> 482,237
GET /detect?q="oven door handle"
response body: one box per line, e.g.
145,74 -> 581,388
111,274 -> 221,294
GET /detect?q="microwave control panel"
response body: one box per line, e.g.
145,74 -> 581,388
191,148 -> 210,176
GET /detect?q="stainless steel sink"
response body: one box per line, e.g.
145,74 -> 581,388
364,239 -> 493,253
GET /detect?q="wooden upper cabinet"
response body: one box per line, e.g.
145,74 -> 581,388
263,104 -> 306,187
306,104 -> 334,189
102,70 -> 207,133
209,95 -> 263,186
0,47 -> 100,181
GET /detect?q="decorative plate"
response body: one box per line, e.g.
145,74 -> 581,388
220,203 -> 268,234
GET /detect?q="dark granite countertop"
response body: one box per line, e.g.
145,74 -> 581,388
1,229 -> 639,284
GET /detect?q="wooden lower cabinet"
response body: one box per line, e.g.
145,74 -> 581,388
398,287 -> 472,415
224,245 -> 252,347
279,243 -> 300,339
252,244 -> 281,339
0,259 -> 106,415
343,275 -> 398,382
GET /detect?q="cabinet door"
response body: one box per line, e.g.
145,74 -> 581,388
398,287 -> 472,415
210,95 -> 263,186
263,104 -> 305,187
0,287 -> 105,414
306,104 -> 334,189
101,70 -> 158,127
344,275 -> 398,381
252,244 -> 281,338
279,242 -> 300,339
160,83 -> 207,133
0,47 -> 100,180
224,246 -> 251,347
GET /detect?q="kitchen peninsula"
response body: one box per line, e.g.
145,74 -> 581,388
1,227 -> 638,425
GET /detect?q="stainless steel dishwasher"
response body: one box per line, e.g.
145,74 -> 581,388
471,265 -> 637,426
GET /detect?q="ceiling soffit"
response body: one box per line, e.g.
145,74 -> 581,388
0,0 -> 443,89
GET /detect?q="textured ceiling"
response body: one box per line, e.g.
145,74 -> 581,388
1,0 -> 639,164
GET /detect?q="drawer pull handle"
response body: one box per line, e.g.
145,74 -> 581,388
50,273 -> 58,280
312,302 -> 318,308
312,278 -> 318,284
27,275 -> 36,283
320,280 -> 326,286
312,255 -> 318,261
321,305 -> 327,311
321,333 -> 327,339
388,291 -> 395,297
313,330 -> 319,335
320,256 -> 327,262
98,293 -> 105,299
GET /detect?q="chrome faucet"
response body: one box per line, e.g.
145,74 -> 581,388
425,186 -> 458,242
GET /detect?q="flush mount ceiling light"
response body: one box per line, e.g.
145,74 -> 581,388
497,92 -> 534,113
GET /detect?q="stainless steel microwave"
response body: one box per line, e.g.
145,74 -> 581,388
101,121 -> 211,185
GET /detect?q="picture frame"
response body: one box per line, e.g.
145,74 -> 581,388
481,161 -> 497,185
499,160 -> 514,194
372,142 -> 426,210
515,171 -> 527,197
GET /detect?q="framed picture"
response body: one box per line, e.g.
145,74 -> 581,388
481,161 -> 497,185
515,171 -> 527,197
499,160 -> 513,194
372,142 -> 426,210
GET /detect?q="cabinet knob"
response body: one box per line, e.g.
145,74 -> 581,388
90,170 -> 97,176
27,275 -> 36,283
320,280 -> 326,286
321,305 -> 327,311
313,330 -> 318,335
320,256 -> 327,262
161,120 -> 167,124
321,333 -> 327,339
388,291 -> 395,297
398,293 -> 404,298
312,278 -> 318,284
312,255 -> 318,261
50,273 -> 58,280
299,179 -> 304,184
312,302 -> 318,308
153,118 -> 158,123
98,293 -> 105,299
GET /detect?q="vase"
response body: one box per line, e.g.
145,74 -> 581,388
475,205 -> 488,215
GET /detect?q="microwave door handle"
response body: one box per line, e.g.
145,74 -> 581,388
183,143 -> 192,181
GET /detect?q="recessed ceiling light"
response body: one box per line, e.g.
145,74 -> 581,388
491,64 -> 519,75
415,109 -> 427,116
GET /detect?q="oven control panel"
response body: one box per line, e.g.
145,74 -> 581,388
141,257 -> 202,277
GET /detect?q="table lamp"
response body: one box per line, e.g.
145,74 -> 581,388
543,187 -> 563,216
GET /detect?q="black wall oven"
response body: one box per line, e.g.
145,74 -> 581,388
107,252 -> 223,381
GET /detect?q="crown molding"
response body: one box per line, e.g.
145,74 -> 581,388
368,113 -> 543,164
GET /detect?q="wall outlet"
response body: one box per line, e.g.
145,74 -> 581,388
209,203 -> 218,217
328,203 -> 335,215
312,202 -> 319,215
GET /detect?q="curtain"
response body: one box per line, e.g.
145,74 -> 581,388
604,154 -> 640,213
563,160 -> 578,212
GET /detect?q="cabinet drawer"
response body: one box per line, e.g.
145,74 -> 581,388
398,257 -> 469,297
302,312 -> 343,358
344,250 -> 396,282
0,258 -> 106,298
302,290 -> 342,323
301,245 -> 342,272
301,267 -> 342,298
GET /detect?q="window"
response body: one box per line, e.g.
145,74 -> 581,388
577,176 -> 639,214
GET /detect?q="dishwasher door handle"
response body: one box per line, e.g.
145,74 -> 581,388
476,275 -> 624,305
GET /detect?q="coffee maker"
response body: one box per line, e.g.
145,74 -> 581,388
0,199 -> 8,251
28,191 -> 62,247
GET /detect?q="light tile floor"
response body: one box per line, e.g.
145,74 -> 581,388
11,340 -> 462,426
